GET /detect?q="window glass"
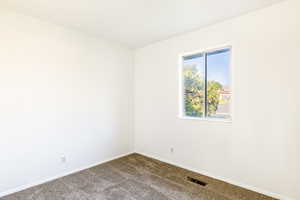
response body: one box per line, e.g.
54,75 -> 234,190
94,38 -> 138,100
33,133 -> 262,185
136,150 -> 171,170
182,54 -> 205,118
207,49 -> 231,119
181,48 -> 231,120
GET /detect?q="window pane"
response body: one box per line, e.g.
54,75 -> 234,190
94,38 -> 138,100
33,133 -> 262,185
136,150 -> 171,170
207,49 -> 231,119
182,54 -> 205,118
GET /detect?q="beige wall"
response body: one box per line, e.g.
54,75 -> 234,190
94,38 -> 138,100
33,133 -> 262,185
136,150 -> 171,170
0,8 -> 134,195
134,0 -> 300,199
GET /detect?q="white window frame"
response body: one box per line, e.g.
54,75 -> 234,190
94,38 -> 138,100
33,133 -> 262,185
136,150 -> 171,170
178,45 -> 232,123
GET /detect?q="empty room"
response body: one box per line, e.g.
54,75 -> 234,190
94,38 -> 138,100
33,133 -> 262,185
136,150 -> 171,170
0,0 -> 299,199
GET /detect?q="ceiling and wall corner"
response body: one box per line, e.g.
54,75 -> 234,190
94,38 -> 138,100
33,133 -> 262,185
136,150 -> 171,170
1,0 -> 285,48
0,0 -> 296,199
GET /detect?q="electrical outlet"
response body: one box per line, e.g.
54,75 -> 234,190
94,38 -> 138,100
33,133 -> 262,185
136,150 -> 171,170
61,156 -> 66,163
170,148 -> 174,154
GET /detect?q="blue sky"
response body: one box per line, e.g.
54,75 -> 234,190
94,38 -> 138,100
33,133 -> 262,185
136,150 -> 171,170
183,49 -> 230,87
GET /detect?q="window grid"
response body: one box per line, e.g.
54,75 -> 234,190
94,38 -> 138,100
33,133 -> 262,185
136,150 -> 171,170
204,53 -> 208,117
181,47 -> 231,120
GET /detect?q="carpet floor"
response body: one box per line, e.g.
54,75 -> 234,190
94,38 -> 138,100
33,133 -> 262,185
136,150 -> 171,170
1,153 -> 276,200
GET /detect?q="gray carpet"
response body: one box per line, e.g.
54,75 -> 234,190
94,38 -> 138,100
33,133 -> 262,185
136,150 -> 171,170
1,154 -> 276,200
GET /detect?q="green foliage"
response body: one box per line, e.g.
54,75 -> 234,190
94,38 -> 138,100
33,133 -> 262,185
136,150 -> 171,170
207,81 -> 222,116
183,65 -> 222,117
183,65 -> 205,117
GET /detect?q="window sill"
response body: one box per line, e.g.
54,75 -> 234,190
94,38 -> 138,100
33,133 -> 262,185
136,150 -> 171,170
178,116 -> 232,123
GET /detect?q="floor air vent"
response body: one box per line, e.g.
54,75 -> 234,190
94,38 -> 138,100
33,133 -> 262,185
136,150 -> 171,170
187,176 -> 207,187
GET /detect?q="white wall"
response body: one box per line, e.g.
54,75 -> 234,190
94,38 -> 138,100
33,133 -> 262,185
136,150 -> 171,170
0,8 -> 134,195
134,0 -> 300,199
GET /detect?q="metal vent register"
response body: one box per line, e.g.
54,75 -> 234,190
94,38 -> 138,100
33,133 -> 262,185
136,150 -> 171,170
187,176 -> 208,187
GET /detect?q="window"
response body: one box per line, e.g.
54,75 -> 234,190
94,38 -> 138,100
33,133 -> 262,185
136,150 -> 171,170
180,47 -> 231,120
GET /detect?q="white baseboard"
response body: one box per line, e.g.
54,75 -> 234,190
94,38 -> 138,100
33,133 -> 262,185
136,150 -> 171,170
0,151 -> 134,198
136,151 -> 295,200
1,151 -> 295,200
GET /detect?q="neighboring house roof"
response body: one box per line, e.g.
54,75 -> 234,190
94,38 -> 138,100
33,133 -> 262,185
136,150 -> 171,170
219,90 -> 231,95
